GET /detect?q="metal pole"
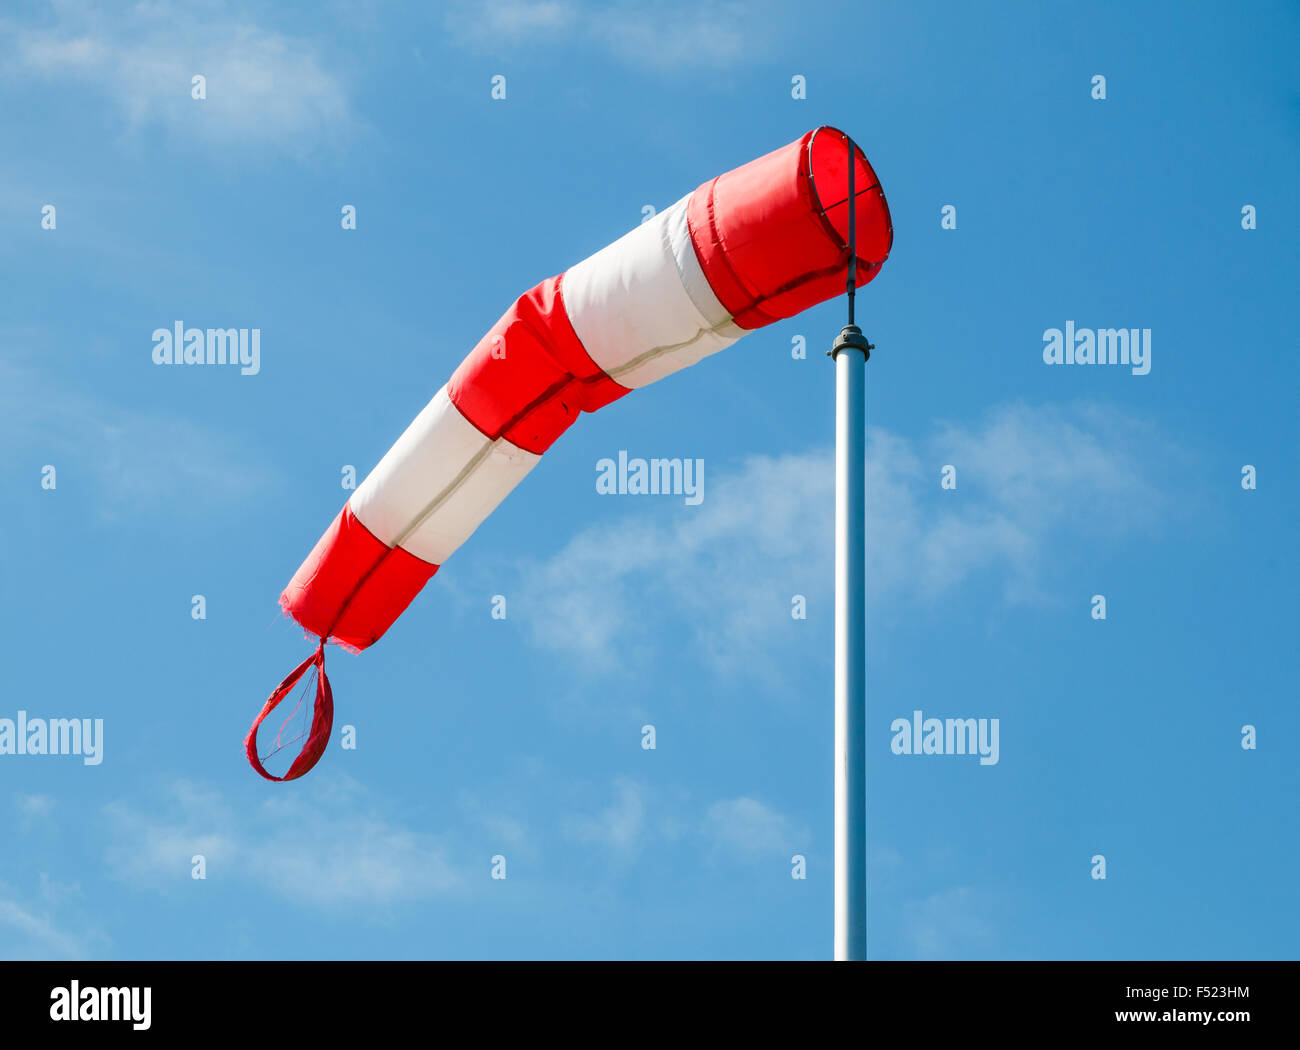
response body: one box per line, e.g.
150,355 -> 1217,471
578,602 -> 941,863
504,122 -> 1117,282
831,135 -> 871,961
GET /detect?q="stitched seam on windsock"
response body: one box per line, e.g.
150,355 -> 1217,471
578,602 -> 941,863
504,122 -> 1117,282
665,195 -> 735,331
386,433 -> 521,552
603,316 -> 743,382
600,200 -> 743,382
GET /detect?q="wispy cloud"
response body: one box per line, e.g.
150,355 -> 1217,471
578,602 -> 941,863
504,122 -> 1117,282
562,777 -> 647,854
703,796 -> 799,857
562,780 -> 801,866
515,401 -> 1167,679
886,400 -> 1167,601
514,448 -> 831,681
0,875 -> 107,959
458,0 -> 577,37
902,886 -> 998,960
16,793 -> 56,820
104,777 -> 463,909
0,359 -> 277,518
444,0 -> 778,71
457,790 -> 538,858
1,1 -> 352,153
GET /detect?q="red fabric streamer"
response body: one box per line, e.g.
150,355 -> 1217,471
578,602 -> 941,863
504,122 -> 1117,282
244,642 -> 334,782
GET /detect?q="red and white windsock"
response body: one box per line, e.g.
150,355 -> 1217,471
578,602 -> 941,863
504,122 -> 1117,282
247,126 -> 893,781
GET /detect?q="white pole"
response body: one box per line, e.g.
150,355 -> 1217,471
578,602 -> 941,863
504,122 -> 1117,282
832,329 -> 867,960
832,133 -> 870,961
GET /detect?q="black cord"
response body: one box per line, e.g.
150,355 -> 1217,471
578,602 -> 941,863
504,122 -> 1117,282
828,132 -> 874,362
846,133 -> 856,327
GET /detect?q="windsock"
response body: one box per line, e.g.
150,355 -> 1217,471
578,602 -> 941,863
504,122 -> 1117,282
247,126 -> 893,780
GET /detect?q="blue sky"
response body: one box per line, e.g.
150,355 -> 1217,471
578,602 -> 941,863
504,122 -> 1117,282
1,0 -> 1296,960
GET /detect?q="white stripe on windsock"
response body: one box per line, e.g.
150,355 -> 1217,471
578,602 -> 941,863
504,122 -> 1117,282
349,386 -> 541,566
563,195 -> 745,390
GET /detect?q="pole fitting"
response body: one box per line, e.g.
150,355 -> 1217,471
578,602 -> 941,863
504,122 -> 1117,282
828,324 -> 874,361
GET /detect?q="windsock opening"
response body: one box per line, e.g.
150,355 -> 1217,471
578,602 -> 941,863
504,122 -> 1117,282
807,126 -> 894,270
685,125 -> 893,329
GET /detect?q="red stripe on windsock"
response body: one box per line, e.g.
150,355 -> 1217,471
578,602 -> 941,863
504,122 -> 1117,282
447,274 -> 629,455
279,503 -> 437,651
686,127 -> 892,329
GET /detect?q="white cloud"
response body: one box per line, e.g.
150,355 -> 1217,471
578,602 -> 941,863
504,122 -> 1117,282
902,886 -> 997,960
17,793 -> 56,819
103,780 -> 239,881
104,777 -> 463,908
254,811 -> 460,908
0,896 -> 85,958
560,780 -> 801,866
703,796 -> 797,856
0,876 -> 106,959
517,448 -> 832,681
445,0 -> 776,70
1,1 -> 352,152
515,401 -> 1166,678
466,0 -> 577,37
0,360 -> 277,518
457,790 -> 536,857
562,777 -> 646,854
